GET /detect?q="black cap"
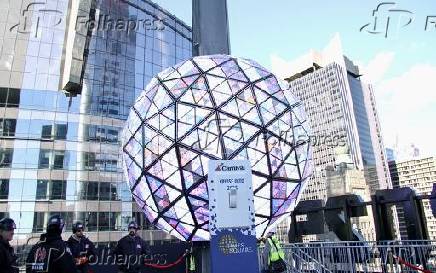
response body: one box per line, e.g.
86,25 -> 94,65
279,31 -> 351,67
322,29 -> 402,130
47,215 -> 65,232
128,221 -> 139,230
72,221 -> 84,233
0,218 -> 16,231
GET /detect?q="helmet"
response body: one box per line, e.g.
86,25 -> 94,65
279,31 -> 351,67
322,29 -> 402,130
47,215 -> 65,232
0,218 -> 16,231
266,226 -> 277,237
128,221 -> 139,230
72,221 -> 84,233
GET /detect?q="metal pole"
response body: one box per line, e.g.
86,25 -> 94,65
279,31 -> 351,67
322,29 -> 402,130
192,0 -> 231,56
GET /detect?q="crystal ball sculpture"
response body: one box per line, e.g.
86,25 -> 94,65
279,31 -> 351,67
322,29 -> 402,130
122,55 -> 313,241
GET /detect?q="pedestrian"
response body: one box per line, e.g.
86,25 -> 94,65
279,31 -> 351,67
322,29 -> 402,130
26,215 -> 76,273
0,217 -> 19,273
67,221 -> 96,273
113,221 -> 149,273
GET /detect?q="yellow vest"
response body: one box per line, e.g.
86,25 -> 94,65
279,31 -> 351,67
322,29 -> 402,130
189,254 -> 196,271
267,237 -> 284,264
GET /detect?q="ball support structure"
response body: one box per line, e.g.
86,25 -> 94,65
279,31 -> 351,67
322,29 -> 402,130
122,55 -> 313,241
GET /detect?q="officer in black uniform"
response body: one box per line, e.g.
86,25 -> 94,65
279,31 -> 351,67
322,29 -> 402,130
114,221 -> 149,273
0,218 -> 19,273
26,215 -> 76,273
67,221 -> 96,273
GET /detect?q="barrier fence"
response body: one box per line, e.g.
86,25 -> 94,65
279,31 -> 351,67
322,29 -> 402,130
258,241 -> 436,273
15,240 -> 436,272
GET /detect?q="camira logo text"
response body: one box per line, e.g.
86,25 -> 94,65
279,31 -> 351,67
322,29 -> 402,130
215,163 -> 245,172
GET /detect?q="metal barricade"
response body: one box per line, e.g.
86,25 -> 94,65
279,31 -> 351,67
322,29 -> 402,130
259,241 -> 436,273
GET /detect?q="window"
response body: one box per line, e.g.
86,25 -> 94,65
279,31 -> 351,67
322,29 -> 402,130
98,212 -> 111,231
55,124 -> 67,140
86,125 -> 98,141
87,182 -> 99,200
107,129 -> 118,143
38,150 -> 51,169
84,152 -> 96,170
53,151 -> 65,169
36,180 -> 48,199
0,148 -> 13,168
99,183 -> 111,201
33,212 -> 46,232
36,180 -> 66,200
4,88 -> 20,107
0,88 -> 7,106
110,183 -> 119,201
41,124 -> 53,139
0,119 -> 16,136
33,212 -> 73,232
0,179 -> 8,199
50,180 -> 66,200
86,212 -> 98,231
132,211 -> 152,230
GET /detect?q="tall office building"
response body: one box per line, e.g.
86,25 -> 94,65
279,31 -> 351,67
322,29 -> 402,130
272,34 -> 392,200
386,148 -> 396,162
272,35 -> 397,240
0,0 -> 191,245
389,157 -> 436,240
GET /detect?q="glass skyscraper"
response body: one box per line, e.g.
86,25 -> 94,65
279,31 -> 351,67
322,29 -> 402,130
0,0 -> 191,246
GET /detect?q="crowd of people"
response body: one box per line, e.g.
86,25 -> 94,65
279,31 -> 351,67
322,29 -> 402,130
0,216 -> 150,273
1,216 -> 285,273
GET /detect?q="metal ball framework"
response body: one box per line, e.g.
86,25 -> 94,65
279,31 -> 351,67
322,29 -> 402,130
122,55 -> 313,241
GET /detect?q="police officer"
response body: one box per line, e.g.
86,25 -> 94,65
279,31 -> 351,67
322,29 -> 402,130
0,218 -> 19,273
67,221 -> 96,273
114,221 -> 149,273
26,215 -> 76,273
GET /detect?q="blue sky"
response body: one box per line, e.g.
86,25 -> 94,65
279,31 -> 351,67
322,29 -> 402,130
154,0 -> 436,158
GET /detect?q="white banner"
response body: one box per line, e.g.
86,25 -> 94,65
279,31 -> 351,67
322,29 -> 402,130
208,160 -> 255,230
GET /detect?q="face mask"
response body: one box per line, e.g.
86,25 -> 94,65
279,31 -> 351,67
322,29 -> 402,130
129,231 -> 135,236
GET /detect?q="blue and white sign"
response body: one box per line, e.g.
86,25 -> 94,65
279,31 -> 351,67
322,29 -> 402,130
208,160 -> 259,273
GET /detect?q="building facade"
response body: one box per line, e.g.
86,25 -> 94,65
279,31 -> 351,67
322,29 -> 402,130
326,163 -> 376,242
0,0 -> 191,246
272,34 -> 392,200
272,35 -> 397,240
389,157 -> 436,240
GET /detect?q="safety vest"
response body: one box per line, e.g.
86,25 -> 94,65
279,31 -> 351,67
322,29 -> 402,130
189,254 -> 196,271
267,236 -> 284,264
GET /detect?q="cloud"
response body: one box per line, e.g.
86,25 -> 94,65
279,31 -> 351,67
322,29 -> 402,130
270,53 -> 293,80
374,64 -> 436,157
376,64 -> 436,110
358,52 -> 395,84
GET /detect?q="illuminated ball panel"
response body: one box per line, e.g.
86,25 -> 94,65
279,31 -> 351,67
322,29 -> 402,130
122,55 -> 313,241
